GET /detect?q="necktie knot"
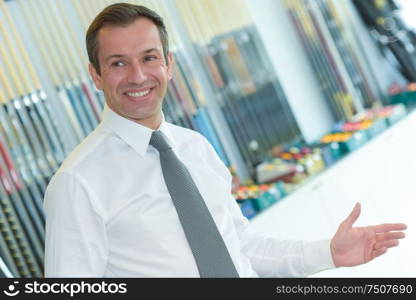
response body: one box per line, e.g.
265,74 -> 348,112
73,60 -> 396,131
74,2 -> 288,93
150,130 -> 172,152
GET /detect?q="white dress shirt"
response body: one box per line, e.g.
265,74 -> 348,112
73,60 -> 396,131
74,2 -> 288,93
44,106 -> 335,277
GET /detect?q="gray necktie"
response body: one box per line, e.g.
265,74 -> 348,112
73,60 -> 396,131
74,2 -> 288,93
150,130 -> 239,278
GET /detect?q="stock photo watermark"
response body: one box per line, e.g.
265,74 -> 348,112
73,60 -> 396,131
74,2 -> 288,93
2,280 -> 127,297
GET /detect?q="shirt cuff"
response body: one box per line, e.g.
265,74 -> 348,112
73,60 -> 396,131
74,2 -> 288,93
303,239 -> 336,276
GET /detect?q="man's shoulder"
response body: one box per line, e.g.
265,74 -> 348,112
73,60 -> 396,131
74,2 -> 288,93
57,124 -> 112,175
167,123 -> 232,184
165,122 -> 208,145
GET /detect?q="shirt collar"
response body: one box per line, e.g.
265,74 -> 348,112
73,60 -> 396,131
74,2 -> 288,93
101,105 -> 176,157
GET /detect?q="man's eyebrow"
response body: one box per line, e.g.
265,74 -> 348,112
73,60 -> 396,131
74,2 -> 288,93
104,54 -> 124,63
104,48 -> 161,63
143,48 -> 160,54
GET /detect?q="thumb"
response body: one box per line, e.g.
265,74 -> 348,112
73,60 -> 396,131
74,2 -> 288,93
341,202 -> 361,229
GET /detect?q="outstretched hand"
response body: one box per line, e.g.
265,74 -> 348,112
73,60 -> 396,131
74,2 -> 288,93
330,203 -> 407,267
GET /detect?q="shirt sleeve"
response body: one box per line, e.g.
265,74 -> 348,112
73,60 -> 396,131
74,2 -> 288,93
43,171 -> 108,277
227,197 -> 335,277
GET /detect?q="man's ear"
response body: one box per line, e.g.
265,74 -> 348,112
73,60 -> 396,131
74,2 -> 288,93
166,52 -> 174,80
88,63 -> 103,90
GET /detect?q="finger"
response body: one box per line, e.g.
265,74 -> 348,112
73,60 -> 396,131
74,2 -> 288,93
371,247 -> 387,260
341,202 -> 361,229
372,223 -> 407,233
374,239 -> 400,250
376,231 -> 406,242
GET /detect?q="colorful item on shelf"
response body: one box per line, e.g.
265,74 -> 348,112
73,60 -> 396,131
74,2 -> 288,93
275,145 -> 326,176
236,198 -> 257,219
255,158 -> 299,184
321,131 -> 367,154
388,83 -> 416,105
364,104 -> 407,126
233,181 -> 287,218
310,142 -> 339,167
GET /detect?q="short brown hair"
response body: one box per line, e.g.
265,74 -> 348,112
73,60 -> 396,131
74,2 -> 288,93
86,3 -> 169,75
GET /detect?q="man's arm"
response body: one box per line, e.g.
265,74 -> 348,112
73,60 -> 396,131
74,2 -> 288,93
44,172 -> 108,277
227,195 -> 335,277
229,197 -> 407,276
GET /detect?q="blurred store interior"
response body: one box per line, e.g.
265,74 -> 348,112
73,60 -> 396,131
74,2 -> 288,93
0,0 -> 416,277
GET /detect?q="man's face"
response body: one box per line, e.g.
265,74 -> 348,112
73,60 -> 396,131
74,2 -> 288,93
89,18 -> 173,129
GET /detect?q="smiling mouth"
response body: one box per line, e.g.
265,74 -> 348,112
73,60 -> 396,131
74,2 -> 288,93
126,89 -> 151,97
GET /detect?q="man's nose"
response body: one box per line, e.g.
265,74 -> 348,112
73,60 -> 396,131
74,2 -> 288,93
127,62 -> 147,83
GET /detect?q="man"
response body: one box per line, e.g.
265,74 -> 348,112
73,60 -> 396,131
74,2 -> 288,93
44,3 -> 406,277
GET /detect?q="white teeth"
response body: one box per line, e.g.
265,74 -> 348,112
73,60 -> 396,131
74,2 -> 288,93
127,89 -> 150,97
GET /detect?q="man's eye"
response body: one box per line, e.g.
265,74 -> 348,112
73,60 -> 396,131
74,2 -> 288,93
111,61 -> 126,67
144,55 -> 157,62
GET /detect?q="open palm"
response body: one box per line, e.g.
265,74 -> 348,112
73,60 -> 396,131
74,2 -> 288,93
330,203 -> 407,267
